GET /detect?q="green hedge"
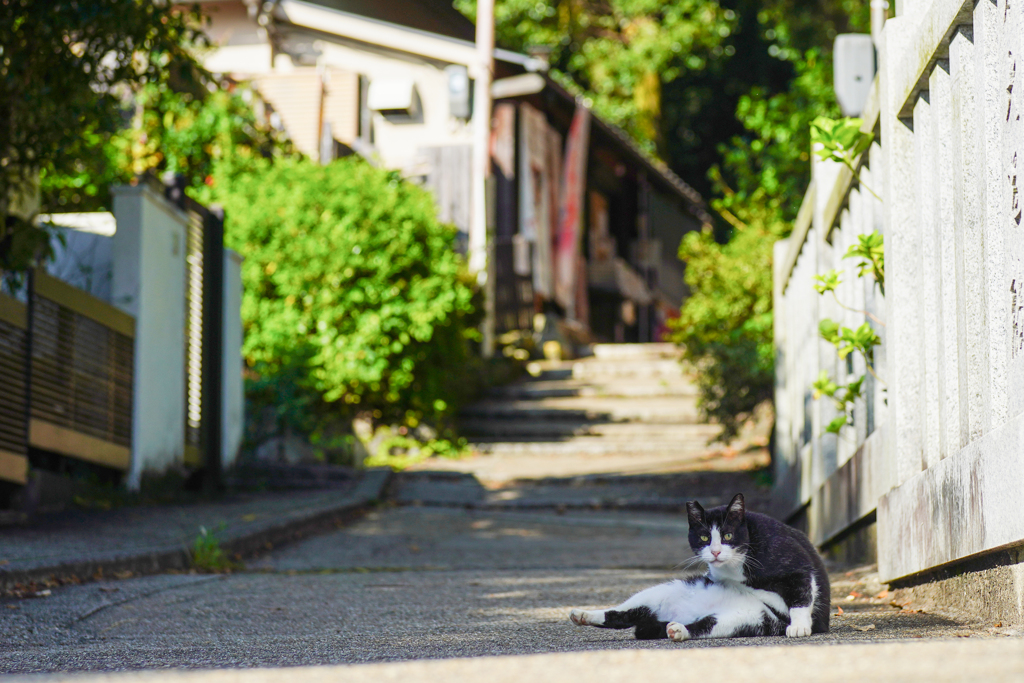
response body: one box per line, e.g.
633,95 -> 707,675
204,157 -> 479,435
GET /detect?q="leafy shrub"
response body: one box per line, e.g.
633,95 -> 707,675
668,190 -> 785,443
203,156 -> 479,437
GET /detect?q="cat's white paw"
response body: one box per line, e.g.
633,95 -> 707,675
787,606 -> 813,638
786,623 -> 812,638
570,609 -> 592,626
666,622 -> 690,642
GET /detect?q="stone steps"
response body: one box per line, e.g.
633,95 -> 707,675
591,342 -> 680,360
484,378 -> 698,400
459,419 -> 718,440
447,343 -> 730,483
460,397 -> 702,424
570,358 -> 688,379
470,439 -> 714,456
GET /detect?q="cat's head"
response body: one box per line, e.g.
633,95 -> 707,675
686,493 -> 749,580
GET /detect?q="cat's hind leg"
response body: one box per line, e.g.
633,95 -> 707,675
570,606 -> 666,637
569,609 -> 605,627
570,581 -> 682,631
667,616 -> 716,642
669,607 -> 785,641
666,622 -> 690,642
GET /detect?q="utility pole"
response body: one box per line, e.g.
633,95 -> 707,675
471,0 -> 495,358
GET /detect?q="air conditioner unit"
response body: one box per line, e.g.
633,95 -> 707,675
367,78 -> 421,121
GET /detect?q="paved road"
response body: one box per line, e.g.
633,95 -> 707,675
3,345 -> 1021,680
2,501 -> 1016,676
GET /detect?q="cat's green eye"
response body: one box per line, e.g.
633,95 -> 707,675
700,535 -> 709,542
724,533 -> 733,541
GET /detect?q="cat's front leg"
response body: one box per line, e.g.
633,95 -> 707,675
784,576 -> 820,638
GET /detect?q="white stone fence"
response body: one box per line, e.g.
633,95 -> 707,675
774,0 -> 1024,601
773,79 -> 890,551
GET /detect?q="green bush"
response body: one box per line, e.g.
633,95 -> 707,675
204,156 -> 479,436
668,190 -> 784,443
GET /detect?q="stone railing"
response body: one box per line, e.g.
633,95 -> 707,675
773,78 -> 891,557
775,0 -> 1024,617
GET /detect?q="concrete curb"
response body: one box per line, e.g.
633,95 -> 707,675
0,468 -> 392,594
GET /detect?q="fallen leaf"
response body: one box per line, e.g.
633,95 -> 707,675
241,514 -> 257,522
836,606 -> 844,616
0,560 -> 9,566
875,589 -> 889,599
994,622 -> 1003,628
409,545 -> 421,553
851,624 -> 875,632
5,604 -> 18,609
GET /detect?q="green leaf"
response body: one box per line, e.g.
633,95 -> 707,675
819,318 -> 841,345
826,415 -> 848,434
812,370 -> 838,399
843,230 -> 885,292
813,270 -> 843,294
810,116 -> 873,168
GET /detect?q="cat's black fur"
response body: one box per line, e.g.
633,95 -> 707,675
688,494 -> 831,635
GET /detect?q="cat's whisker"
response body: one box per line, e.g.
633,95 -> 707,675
672,555 -> 706,570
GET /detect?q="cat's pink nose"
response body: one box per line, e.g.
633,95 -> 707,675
711,550 -> 721,558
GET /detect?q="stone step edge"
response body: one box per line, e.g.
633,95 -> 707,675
0,469 -> 392,595
392,497 -> 746,513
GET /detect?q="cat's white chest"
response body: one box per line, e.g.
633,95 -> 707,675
708,562 -> 746,584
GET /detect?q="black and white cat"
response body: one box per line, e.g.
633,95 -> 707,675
569,493 -> 830,641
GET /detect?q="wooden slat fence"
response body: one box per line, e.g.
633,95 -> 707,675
0,270 -> 135,485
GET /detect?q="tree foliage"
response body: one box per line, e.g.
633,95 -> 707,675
41,83 -> 295,213
455,0 -> 735,154
674,5 -> 868,440
0,0 -> 204,274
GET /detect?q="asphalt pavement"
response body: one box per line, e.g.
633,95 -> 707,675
2,498 -> 1019,677
2,345 -> 1021,680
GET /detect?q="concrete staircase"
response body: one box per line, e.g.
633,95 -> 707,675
397,343 -> 770,511
460,343 -> 715,463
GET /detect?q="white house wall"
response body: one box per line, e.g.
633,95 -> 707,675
316,41 -> 472,175
197,1 -> 474,175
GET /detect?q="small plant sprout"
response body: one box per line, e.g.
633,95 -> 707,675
810,116 -> 880,201
190,524 -> 238,572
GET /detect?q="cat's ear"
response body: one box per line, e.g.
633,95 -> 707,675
726,493 -> 746,525
686,500 -> 706,527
